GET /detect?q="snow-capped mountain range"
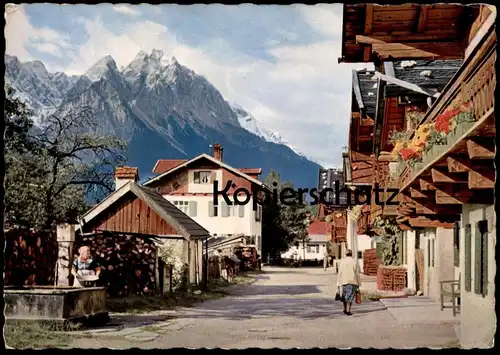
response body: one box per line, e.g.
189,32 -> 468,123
5,50 -> 321,187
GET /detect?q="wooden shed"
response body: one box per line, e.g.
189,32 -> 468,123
78,181 -> 210,290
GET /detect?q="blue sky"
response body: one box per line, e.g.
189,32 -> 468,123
6,4 -> 370,168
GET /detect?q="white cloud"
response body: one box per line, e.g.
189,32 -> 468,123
112,5 -> 141,17
5,6 -> 371,168
298,3 -> 343,38
5,5 -> 72,61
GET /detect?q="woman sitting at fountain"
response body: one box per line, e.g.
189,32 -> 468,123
72,246 -> 101,287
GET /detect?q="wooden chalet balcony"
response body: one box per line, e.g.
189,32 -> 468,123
399,28 -> 495,188
396,26 -> 496,227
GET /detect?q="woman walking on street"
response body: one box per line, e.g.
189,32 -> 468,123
336,249 -> 361,315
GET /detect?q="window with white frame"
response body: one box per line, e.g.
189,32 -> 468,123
209,201 -> 218,217
255,205 -> 262,222
307,244 -> 319,254
174,201 -> 189,214
194,171 -> 212,184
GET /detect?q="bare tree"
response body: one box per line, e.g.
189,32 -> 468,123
4,84 -> 127,229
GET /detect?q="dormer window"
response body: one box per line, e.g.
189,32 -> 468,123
194,171 -> 211,184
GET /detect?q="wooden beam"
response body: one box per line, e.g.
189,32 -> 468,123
467,138 -> 495,160
355,33 -> 458,45
408,217 -> 455,229
372,42 -> 465,60
399,223 -> 413,231
435,188 -> 494,204
416,5 -> 430,32
469,169 -> 495,189
410,187 -> 430,199
435,189 -> 472,205
419,178 -> 438,191
431,168 -> 468,184
351,151 -> 373,162
363,46 -> 372,61
411,198 -> 462,215
447,155 -> 493,173
365,4 -> 374,34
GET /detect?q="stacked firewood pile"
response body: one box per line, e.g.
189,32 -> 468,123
376,265 -> 407,291
363,248 -> 381,276
4,228 -> 58,286
74,232 -> 158,298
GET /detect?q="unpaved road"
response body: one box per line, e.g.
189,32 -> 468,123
67,267 -> 459,349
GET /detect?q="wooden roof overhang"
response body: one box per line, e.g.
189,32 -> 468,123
339,4 -> 480,64
396,25 -> 496,230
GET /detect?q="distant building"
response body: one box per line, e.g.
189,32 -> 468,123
281,220 -> 329,262
143,143 -> 265,256
317,167 -> 348,206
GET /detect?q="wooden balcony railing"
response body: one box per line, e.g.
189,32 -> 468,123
398,27 -> 496,190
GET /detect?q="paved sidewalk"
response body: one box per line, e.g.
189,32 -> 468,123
380,296 -> 460,325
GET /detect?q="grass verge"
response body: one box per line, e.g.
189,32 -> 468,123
4,320 -> 86,349
106,272 -> 258,314
5,272 -> 259,347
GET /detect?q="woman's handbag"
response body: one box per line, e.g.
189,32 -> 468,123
335,286 -> 342,301
355,291 -> 361,304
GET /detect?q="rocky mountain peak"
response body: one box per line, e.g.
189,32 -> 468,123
85,55 -> 118,81
24,60 -> 49,77
150,49 -> 164,61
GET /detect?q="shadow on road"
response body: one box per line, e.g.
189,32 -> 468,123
230,284 -> 323,296
170,297 -> 385,321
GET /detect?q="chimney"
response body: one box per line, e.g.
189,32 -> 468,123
114,166 -> 139,190
212,143 -> 223,161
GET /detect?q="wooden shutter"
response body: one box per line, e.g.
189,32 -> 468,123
465,224 -> 472,292
239,205 -> 245,218
453,223 -> 459,267
431,239 -> 435,267
475,220 -> 488,296
427,239 -> 431,267
208,201 -> 214,217
482,221 -> 488,296
403,233 -> 408,264
221,201 -> 229,217
474,222 -> 482,294
189,201 -> 197,217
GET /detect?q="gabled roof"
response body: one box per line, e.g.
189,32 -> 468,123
152,160 -> 187,174
353,69 -> 377,117
80,182 -> 210,239
153,160 -> 262,177
384,59 -> 463,97
144,153 -> 264,187
237,168 -> 262,175
308,220 -> 328,236
373,71 -> 439,98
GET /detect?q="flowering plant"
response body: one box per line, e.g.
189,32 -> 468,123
406,105 -> 426,126
435,101 -> 474,134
